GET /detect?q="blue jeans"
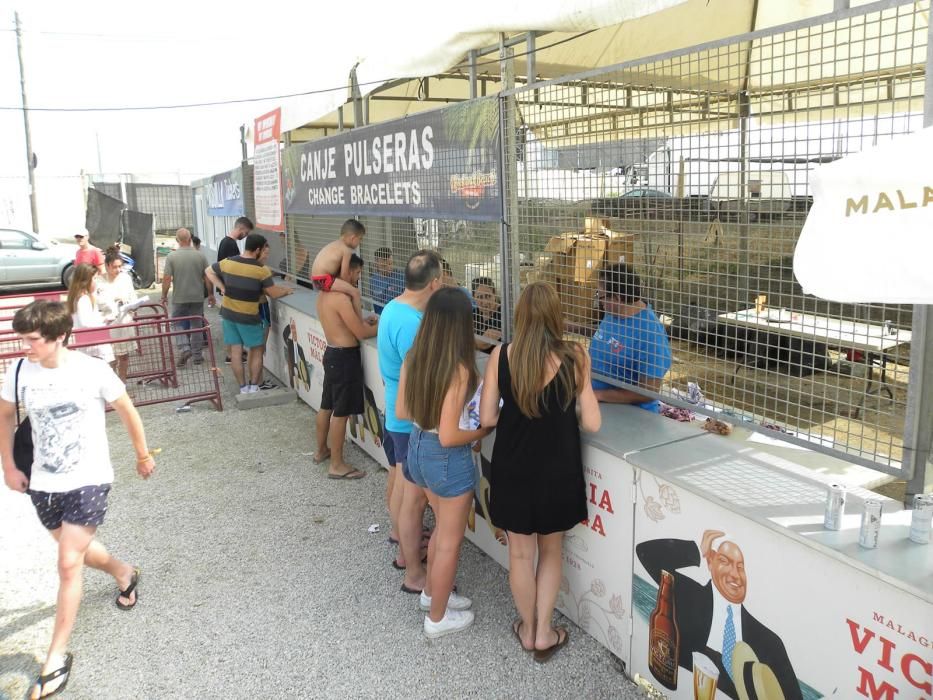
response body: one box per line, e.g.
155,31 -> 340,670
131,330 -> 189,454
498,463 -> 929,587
172,302 -> 205,357
406,426 -> 476,498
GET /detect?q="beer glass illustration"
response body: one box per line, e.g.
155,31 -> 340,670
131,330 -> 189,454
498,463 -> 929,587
692,652 -> 719,700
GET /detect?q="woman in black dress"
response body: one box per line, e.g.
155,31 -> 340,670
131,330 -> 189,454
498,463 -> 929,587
480,282 -> 601,663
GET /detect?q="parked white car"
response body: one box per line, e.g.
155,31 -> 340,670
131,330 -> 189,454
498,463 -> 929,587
0,229 -> 79,289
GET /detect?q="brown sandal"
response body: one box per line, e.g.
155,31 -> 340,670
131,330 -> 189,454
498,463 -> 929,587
533,626 -> 569,663
512,619 -> 533,652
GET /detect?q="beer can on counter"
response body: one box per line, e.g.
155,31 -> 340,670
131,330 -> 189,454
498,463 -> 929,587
859,499 -> 883,549
908,494 -> 933,545
823,484 -> 846,530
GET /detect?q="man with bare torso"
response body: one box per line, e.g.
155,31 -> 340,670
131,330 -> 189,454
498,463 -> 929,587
313,254 -> 378,479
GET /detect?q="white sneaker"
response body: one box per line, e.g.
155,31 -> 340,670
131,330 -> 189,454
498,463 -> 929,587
423,608 -> 474,639
246,384 -> 260,393
420,590 -> 472,611
239,385 -> 250,394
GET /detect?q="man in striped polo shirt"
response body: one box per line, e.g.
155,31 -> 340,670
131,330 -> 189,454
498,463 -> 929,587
205,233 -> 293,393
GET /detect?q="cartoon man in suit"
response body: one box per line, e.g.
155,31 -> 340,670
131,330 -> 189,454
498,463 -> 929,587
636,530 -> 801,700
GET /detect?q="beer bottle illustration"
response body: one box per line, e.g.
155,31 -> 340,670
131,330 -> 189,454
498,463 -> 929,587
648,569 -> 680,690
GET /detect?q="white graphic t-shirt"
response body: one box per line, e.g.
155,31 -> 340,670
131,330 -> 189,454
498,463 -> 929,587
1,351 -> 126,493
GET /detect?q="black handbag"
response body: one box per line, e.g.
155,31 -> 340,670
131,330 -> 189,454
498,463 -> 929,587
13,359 -> 33,478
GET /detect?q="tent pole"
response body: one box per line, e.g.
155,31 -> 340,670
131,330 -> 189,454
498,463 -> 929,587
903,16 -> 933,499
499,36 -> 519,342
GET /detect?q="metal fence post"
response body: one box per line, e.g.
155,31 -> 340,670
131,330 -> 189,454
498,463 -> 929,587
903,16 -> 933,499
498,39 -> 520,342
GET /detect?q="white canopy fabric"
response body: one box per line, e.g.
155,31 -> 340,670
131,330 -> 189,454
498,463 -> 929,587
262,0 -> 924,143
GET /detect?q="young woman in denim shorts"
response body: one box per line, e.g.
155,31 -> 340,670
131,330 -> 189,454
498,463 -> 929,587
397,287 -> 493,638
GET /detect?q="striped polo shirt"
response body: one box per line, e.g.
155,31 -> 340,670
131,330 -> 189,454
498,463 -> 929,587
212,256 -> 273,324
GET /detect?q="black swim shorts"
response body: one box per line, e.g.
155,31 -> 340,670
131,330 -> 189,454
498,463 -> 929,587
320,346 -> 364,418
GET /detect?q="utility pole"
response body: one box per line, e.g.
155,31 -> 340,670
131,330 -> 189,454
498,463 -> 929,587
14,11 -> 39,233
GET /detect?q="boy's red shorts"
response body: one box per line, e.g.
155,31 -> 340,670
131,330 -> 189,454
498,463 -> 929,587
312,274 -> 335,292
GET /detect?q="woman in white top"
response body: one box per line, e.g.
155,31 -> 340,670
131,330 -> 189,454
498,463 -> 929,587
95,247 -> 137,381
66,263 -> 114,364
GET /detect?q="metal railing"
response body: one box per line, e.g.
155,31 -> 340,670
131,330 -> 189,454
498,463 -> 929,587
1,315 -> 223,412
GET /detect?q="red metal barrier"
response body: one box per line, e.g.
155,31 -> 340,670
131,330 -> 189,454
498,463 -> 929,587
0,315 -> 223,411
0,290 -> 68,312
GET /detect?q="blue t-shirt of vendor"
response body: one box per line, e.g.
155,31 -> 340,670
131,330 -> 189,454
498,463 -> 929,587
589,305 -> 672,413
370,270 -> 405,314
377,299 -> 422,432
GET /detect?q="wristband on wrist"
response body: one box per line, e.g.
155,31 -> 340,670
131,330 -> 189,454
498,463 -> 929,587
137,447 -> 160,463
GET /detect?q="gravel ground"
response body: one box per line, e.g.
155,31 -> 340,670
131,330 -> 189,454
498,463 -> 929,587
0,304 -> 644,700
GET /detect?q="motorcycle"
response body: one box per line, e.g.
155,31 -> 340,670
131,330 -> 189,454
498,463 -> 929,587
119,250 -> 145,290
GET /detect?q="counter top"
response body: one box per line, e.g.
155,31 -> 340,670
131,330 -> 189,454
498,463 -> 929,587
628,434 -> 933,603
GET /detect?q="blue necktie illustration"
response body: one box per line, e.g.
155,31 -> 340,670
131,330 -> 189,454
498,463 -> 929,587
722,605 -> 736,679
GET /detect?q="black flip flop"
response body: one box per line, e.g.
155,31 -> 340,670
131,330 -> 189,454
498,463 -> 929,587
400,583 -> 423,594
388,527 -> 432,545
533,626 -> 569,663
32,652 -> 73,699
512,619 -> 533,652
116,568 -> 140,610
391,554 -> 428,570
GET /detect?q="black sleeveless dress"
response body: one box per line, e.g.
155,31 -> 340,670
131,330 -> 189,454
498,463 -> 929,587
489,345 -> 587,535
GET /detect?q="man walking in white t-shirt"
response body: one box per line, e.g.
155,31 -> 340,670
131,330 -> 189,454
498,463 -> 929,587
0,300 -> 156,699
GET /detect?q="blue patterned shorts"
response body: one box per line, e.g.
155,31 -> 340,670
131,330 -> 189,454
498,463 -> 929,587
28,484 -> 111,530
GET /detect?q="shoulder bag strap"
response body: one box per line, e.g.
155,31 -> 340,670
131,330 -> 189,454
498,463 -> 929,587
13,358 -> 23,428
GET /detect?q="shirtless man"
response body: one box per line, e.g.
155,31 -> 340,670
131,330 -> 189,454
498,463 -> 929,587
311,218 -> 365,319
312,254 -> 378,479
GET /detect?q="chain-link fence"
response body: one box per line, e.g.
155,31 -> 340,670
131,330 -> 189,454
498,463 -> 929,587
261,0 -> 928,480
498,0 -> 927,473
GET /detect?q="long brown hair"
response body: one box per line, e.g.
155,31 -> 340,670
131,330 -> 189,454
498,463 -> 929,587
404,287 -> 478,430
510,282 -> 582,418
66,263 -> 98,315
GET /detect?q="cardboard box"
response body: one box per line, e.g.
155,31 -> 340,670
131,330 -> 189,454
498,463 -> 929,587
536,219 -> 636,327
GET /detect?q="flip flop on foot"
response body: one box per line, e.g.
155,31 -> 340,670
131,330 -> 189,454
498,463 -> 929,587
116,567 -> 140,610
31,652 -> 73,699
391,552 -> 428,570
327,468 -> 365,480
533,626 -> 569,663
512,620 -> 534,652
311,450 -> 331,464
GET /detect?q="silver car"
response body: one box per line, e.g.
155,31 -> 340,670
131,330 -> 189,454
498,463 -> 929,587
0,229 -> 79,289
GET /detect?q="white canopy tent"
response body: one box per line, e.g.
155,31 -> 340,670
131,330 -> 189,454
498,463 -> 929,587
250,0 -> 924,144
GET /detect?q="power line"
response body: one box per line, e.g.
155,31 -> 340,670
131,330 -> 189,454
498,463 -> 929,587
0,30 -> 594,112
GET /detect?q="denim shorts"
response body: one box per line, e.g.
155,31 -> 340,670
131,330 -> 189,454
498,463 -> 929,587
406,426 -> 476,498
387,430 -> 410,473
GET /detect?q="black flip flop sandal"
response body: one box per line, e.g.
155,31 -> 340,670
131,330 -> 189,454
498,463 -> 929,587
116,567 -> 140,610
391,553 -> 429,570
533,627 -> 569,664
512,620 -> 533,652
32,652 -> 73,699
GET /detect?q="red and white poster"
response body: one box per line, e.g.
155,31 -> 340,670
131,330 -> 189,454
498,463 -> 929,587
253,107 -> 284,232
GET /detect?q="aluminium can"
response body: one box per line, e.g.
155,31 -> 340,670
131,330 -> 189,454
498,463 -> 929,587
823,483 -> 846,531
859,499 -> 883,549
908,494 -> 933,545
